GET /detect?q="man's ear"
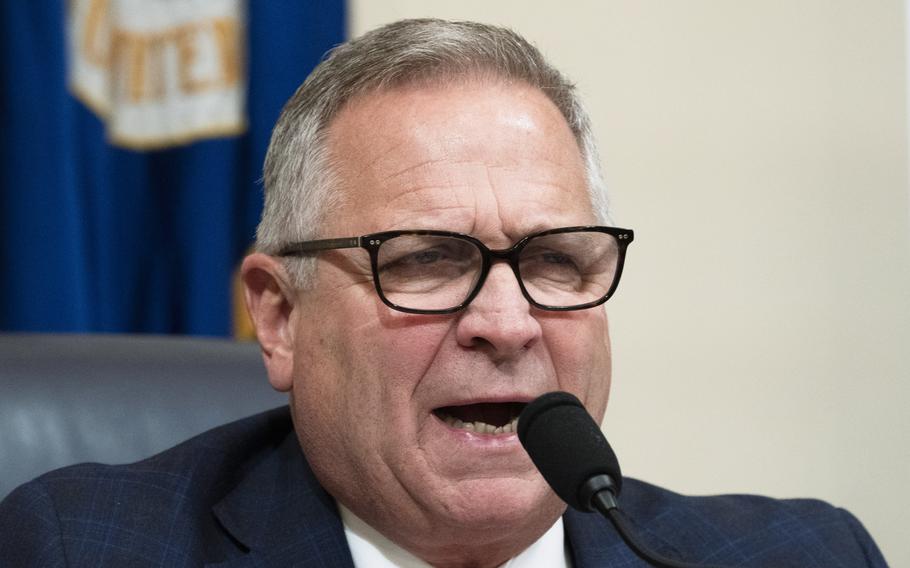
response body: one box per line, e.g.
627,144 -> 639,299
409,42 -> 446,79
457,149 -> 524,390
241,252 -> 298,392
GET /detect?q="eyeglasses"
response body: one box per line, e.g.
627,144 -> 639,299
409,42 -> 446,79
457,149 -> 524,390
277,226 -> 634,315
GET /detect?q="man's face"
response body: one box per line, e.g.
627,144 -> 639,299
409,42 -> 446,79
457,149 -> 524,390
286,80 -> 612,560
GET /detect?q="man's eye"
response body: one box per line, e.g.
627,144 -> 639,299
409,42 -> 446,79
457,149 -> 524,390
521,248 -> 584,287
541,252 -> 573,265
408,250 -> 444,265
376,237 -> 480,289
390,247 -> 449,267
379,246 -> 457,274
524,248 -> 580,269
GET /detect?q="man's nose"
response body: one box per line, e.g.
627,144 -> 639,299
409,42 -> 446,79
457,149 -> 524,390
454,263 -> 542,357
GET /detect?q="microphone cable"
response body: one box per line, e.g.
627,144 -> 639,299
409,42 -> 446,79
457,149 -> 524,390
518,391 -> 731,568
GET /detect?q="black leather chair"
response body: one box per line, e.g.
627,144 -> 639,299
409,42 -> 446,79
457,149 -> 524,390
0,334 -> 287,499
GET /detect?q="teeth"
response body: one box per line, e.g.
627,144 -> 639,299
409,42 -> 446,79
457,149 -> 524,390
438,412 -> 520,435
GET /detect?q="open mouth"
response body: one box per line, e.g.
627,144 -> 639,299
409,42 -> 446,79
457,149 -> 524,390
433,402 -> 527,435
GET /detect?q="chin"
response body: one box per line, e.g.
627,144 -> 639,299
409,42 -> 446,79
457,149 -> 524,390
436,476 -> 566,531
400,477 -> 566,566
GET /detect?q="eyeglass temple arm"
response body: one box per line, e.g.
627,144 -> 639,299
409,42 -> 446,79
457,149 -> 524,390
277,237 -> 361,257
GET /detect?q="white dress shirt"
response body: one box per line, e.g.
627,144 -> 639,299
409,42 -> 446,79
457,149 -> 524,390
339,504 -> 572,568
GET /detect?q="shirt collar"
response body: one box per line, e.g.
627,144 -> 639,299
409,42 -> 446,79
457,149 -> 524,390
339,504 -> 571,568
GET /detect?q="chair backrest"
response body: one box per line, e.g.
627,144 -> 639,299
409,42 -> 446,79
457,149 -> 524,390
0,334 -> 287,499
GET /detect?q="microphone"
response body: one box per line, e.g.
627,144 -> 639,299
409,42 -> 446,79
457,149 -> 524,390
518,392 -> 728,568
516,391 -> 621,512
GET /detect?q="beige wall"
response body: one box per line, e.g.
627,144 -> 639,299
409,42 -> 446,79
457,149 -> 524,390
350,2 -> 910,565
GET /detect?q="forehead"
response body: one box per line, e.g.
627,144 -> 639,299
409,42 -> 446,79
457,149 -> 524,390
323,79 -> 595,242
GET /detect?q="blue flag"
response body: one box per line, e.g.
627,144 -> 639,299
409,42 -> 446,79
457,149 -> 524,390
0,1 -> 345,335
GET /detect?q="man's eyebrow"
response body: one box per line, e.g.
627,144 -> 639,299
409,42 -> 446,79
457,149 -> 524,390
509,220 -> 572,237
521,222 -> 553,234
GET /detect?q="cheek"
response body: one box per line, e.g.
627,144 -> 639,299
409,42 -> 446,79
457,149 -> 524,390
295,310 -> 454,435
289,325 -> 391,496
373,313 -> 457,391
546,311 -> 612,419
291,312 -> 457,493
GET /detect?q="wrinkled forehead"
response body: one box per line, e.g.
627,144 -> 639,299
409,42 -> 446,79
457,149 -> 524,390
320,79 -> 592,239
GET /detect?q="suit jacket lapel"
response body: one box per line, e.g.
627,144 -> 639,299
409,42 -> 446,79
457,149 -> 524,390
207,432 -> 355,568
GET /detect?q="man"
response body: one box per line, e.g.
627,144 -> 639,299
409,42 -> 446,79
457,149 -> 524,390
0,19 -> 887,567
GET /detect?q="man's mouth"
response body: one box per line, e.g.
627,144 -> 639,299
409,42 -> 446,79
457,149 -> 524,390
433,402 -> 527,435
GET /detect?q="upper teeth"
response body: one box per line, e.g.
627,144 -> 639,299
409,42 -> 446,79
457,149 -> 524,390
439,413 -> 519,434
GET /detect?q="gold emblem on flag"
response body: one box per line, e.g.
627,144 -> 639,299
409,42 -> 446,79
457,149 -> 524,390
68,0 -> 246,149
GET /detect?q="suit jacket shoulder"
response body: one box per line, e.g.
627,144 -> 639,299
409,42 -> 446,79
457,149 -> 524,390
0,406 -> 353,567
566,478 -> 889,567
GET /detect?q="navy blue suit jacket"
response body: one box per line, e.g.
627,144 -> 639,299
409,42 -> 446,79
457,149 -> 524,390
0,407 -> 888,567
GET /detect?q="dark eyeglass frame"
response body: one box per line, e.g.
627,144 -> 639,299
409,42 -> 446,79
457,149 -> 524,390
277,225 -> 634,315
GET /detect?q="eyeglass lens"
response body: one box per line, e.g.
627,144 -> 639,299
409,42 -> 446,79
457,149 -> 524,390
374,231 -> 620,311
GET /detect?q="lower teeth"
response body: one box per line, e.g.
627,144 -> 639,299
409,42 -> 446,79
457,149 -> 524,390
439,413 -> 519,434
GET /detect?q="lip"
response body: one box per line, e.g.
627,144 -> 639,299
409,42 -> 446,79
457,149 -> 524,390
432,394 -> 537,409
430,411 -> 522,447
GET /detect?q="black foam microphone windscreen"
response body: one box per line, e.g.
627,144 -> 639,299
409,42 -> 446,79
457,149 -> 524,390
518,391 -> 622,511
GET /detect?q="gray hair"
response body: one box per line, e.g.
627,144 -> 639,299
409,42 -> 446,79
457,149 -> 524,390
257,18 -> 610,288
